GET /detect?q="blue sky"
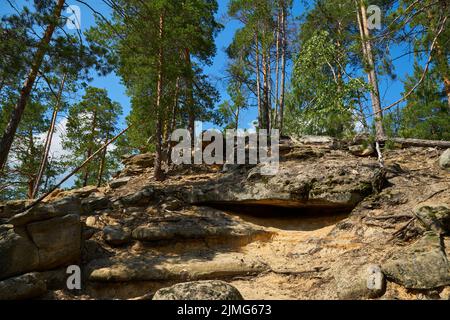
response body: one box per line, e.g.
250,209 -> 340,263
2,0 -> 418,130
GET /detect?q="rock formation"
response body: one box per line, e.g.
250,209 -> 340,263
0,137 -> 449,300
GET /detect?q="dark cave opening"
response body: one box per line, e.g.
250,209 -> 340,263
202,200 -> 355,231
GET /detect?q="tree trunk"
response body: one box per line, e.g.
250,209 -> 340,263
185,48 -> 195,146
261,34 -> 270,131
254,33 -> 262,129
166,77 -> 180,166
27,128 -> 36,199
273,8 -> 281,128
31,73 -> 67,198
96,135 -> 108,187
279,1 -> 287,134
83,108 -> 97,187
154,13 -> 165,181
356,0 -> 385,140
381,137 -> 450,149
0,0 -> 65,171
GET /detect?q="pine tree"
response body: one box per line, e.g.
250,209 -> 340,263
87,0 -> 221,180
385,64 -> 450,140
63,87 -> 122,187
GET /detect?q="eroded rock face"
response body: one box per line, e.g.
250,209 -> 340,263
27,214 -> 81,269
0,273 -> 46,300
382,232 -> 450,289
0,213 -> 81,280
0,225 -> 39,280
153,280 -> 243,300
186,155 -> 374,211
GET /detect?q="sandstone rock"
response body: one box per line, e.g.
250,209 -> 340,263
88,253 -> 267,282
161,197 -> 183,211
85,216 -> 98,227
0,200 -> 33,219
153,280 -> 243,300
440,287 -> 450,300
0,225 -> 39,280
82,225 -> 97,240
186,157 -> 375,210
122,153 -> 154,167
382,232 -> 450,289
27,214 -> 81,270
0,273 -> 46,300
439,149 -> 450,170
81,194 -> 111,214
351,133 -> 370,146
40,268 -> 68,290
131,209 -> 269,243
296,135 -> 336,146
109,176 -> 131,189
414,203 -> 450,235
8,196 -> 81,226
103,226 -> 131,246
334,264 -> 386,299
119,187 -> 154,206
348,144 -> 375,157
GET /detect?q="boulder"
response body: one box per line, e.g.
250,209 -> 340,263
0,273 -> 46,300
153,280 -> 243,300
334,264 -> 386,299
85,216 -> 98,228
439,149 -> 450,170
26,214 -> 81,270
8,196 -> 81,226
382,232 -> 450,289
414,203 -> 450,235
0,225 -> 40,280
103,226 -> 131,246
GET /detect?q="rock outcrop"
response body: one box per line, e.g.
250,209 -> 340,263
0,197 -> 82,282
1,137 -> 449,300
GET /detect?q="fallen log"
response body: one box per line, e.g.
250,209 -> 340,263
383,137 -> 450,149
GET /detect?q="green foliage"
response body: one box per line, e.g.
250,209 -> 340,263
384,64 -> 450,140
63,87 -> 122,187
87,0 -> 222,153
285,31 -> 367,138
